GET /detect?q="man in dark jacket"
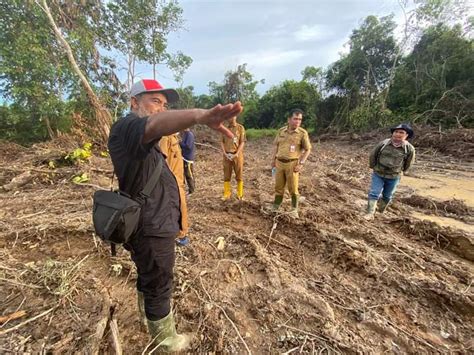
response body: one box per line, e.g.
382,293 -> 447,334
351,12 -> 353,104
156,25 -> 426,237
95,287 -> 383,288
179,128 -> 196,194
108,79 -> 242,352
364,123 -> 416,220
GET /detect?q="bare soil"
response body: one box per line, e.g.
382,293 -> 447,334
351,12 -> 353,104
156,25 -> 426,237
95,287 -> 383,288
0,129 -> 473,354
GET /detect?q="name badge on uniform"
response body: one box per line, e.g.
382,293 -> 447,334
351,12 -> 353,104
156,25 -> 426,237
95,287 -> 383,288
290,144 -> 296,152
233,137 -> 238,144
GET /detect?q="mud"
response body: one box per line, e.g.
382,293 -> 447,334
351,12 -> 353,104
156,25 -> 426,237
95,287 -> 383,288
0,131 -> 473,354
401,173 -> 474,208
411,211 -> 473,234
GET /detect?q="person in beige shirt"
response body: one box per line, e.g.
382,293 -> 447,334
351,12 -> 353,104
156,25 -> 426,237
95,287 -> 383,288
158,134 -> 190,245
221,116 -> 246,200
271,109 -> 311,218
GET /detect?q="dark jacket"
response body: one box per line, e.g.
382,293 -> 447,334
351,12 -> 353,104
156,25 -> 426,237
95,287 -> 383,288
179,130 -> 196,161
369,139 -> 416,178
108,112 -> 181,237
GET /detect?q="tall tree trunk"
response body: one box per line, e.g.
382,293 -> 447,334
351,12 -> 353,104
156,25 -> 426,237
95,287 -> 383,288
43,116 -> 55,140
127,53 -> 136,89
37,0 -> 111,144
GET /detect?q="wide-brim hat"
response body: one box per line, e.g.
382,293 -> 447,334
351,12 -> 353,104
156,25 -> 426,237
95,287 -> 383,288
390,123 -> 414,139
130,79 -> 179,104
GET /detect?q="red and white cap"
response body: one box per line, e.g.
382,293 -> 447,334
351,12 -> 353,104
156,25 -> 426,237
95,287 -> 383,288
130,79 -> 179,103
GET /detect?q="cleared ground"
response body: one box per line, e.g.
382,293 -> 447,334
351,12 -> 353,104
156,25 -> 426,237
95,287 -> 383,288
0,129 -> 473,353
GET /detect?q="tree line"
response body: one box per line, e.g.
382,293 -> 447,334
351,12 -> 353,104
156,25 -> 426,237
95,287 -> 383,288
1,0 -> 473,145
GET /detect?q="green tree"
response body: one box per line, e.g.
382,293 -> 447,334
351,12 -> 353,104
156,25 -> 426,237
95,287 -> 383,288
105,0 -> 191,88
208,64 -> 262,104
389,24 -> 474,127
250,80 -> 320,129
207,64 -> 263,126
327,15 -> 398,98
325,15 -> 398,130
0,1 -> 75,141
301,66 -> 325,94
194,94 -> 215,109
173,86 -> 196,109
1,0 -> 191,144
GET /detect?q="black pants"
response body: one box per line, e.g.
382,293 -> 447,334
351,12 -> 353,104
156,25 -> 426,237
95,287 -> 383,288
183,161 -> 195,194
125,233 -> 175,321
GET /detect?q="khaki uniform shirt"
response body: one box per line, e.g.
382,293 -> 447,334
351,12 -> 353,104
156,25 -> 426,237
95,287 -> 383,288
158,134 -> 185,186
274,126 -> 311,160
222,123 -> 246,153
158,133 -> 189,236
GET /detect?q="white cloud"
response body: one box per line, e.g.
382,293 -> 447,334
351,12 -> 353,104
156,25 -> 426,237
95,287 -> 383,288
239,49 -> 307,68
157,0 -> 411,94
188,49 -> 307,78
294,24 -> 326,42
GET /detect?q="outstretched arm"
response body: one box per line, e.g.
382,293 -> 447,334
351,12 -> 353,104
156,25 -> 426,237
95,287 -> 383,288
143,102 -> 243,144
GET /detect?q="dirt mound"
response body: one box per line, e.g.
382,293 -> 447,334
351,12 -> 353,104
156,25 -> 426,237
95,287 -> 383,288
318,126 -> 474,161
1,137 -> 473,353
413,127 -> 474,159
401,195 -> 473,217
0,140 -> 29,162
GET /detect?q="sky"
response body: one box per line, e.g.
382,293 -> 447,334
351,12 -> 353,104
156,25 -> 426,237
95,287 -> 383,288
128,0 -> 435,95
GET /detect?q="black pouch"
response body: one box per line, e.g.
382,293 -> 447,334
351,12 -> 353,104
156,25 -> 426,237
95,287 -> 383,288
93,190 -> 141,244
92,159 -> 163,244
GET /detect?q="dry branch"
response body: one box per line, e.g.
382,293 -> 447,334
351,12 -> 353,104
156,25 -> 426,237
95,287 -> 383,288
0,307 -> 56,336
0,310 -> 27,324
0,277 -> 42,290
109,318 -> 123,355
393,245 -> 426,270
90,287 -> 113,355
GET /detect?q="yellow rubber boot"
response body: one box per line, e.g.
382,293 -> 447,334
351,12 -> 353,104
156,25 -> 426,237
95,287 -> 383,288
237,181 -> 244,200
222,181 -> 231,200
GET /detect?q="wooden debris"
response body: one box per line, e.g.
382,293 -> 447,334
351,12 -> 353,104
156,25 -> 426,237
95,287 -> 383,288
0,310 -> 27,324
0,307 -> 56,336
1,171 -> 33,191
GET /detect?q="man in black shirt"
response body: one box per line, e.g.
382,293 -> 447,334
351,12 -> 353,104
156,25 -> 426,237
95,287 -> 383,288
108,79 -> 242,352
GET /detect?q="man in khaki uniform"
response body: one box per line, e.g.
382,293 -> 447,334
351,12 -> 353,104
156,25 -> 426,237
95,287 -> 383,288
221,116 -> 246,200
158,134 -> 189,245
271,109 -> 311,218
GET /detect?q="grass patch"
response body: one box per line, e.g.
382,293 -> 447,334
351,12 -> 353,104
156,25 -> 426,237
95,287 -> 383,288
246,128 -> 278,140
246,127 -> 314,140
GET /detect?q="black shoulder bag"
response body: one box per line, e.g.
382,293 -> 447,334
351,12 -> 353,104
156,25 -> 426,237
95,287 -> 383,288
92,159 -> 163,244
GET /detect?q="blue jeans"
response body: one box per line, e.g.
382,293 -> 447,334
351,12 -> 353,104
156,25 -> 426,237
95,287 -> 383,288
368,172 -> 400,202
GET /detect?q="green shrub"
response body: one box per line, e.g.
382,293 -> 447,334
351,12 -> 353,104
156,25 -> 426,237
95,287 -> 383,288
246,128 -> 278,140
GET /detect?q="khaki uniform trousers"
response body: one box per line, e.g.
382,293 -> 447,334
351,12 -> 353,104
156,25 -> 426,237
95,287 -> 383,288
275,159 -> 299,196
223,153 -> 244,182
